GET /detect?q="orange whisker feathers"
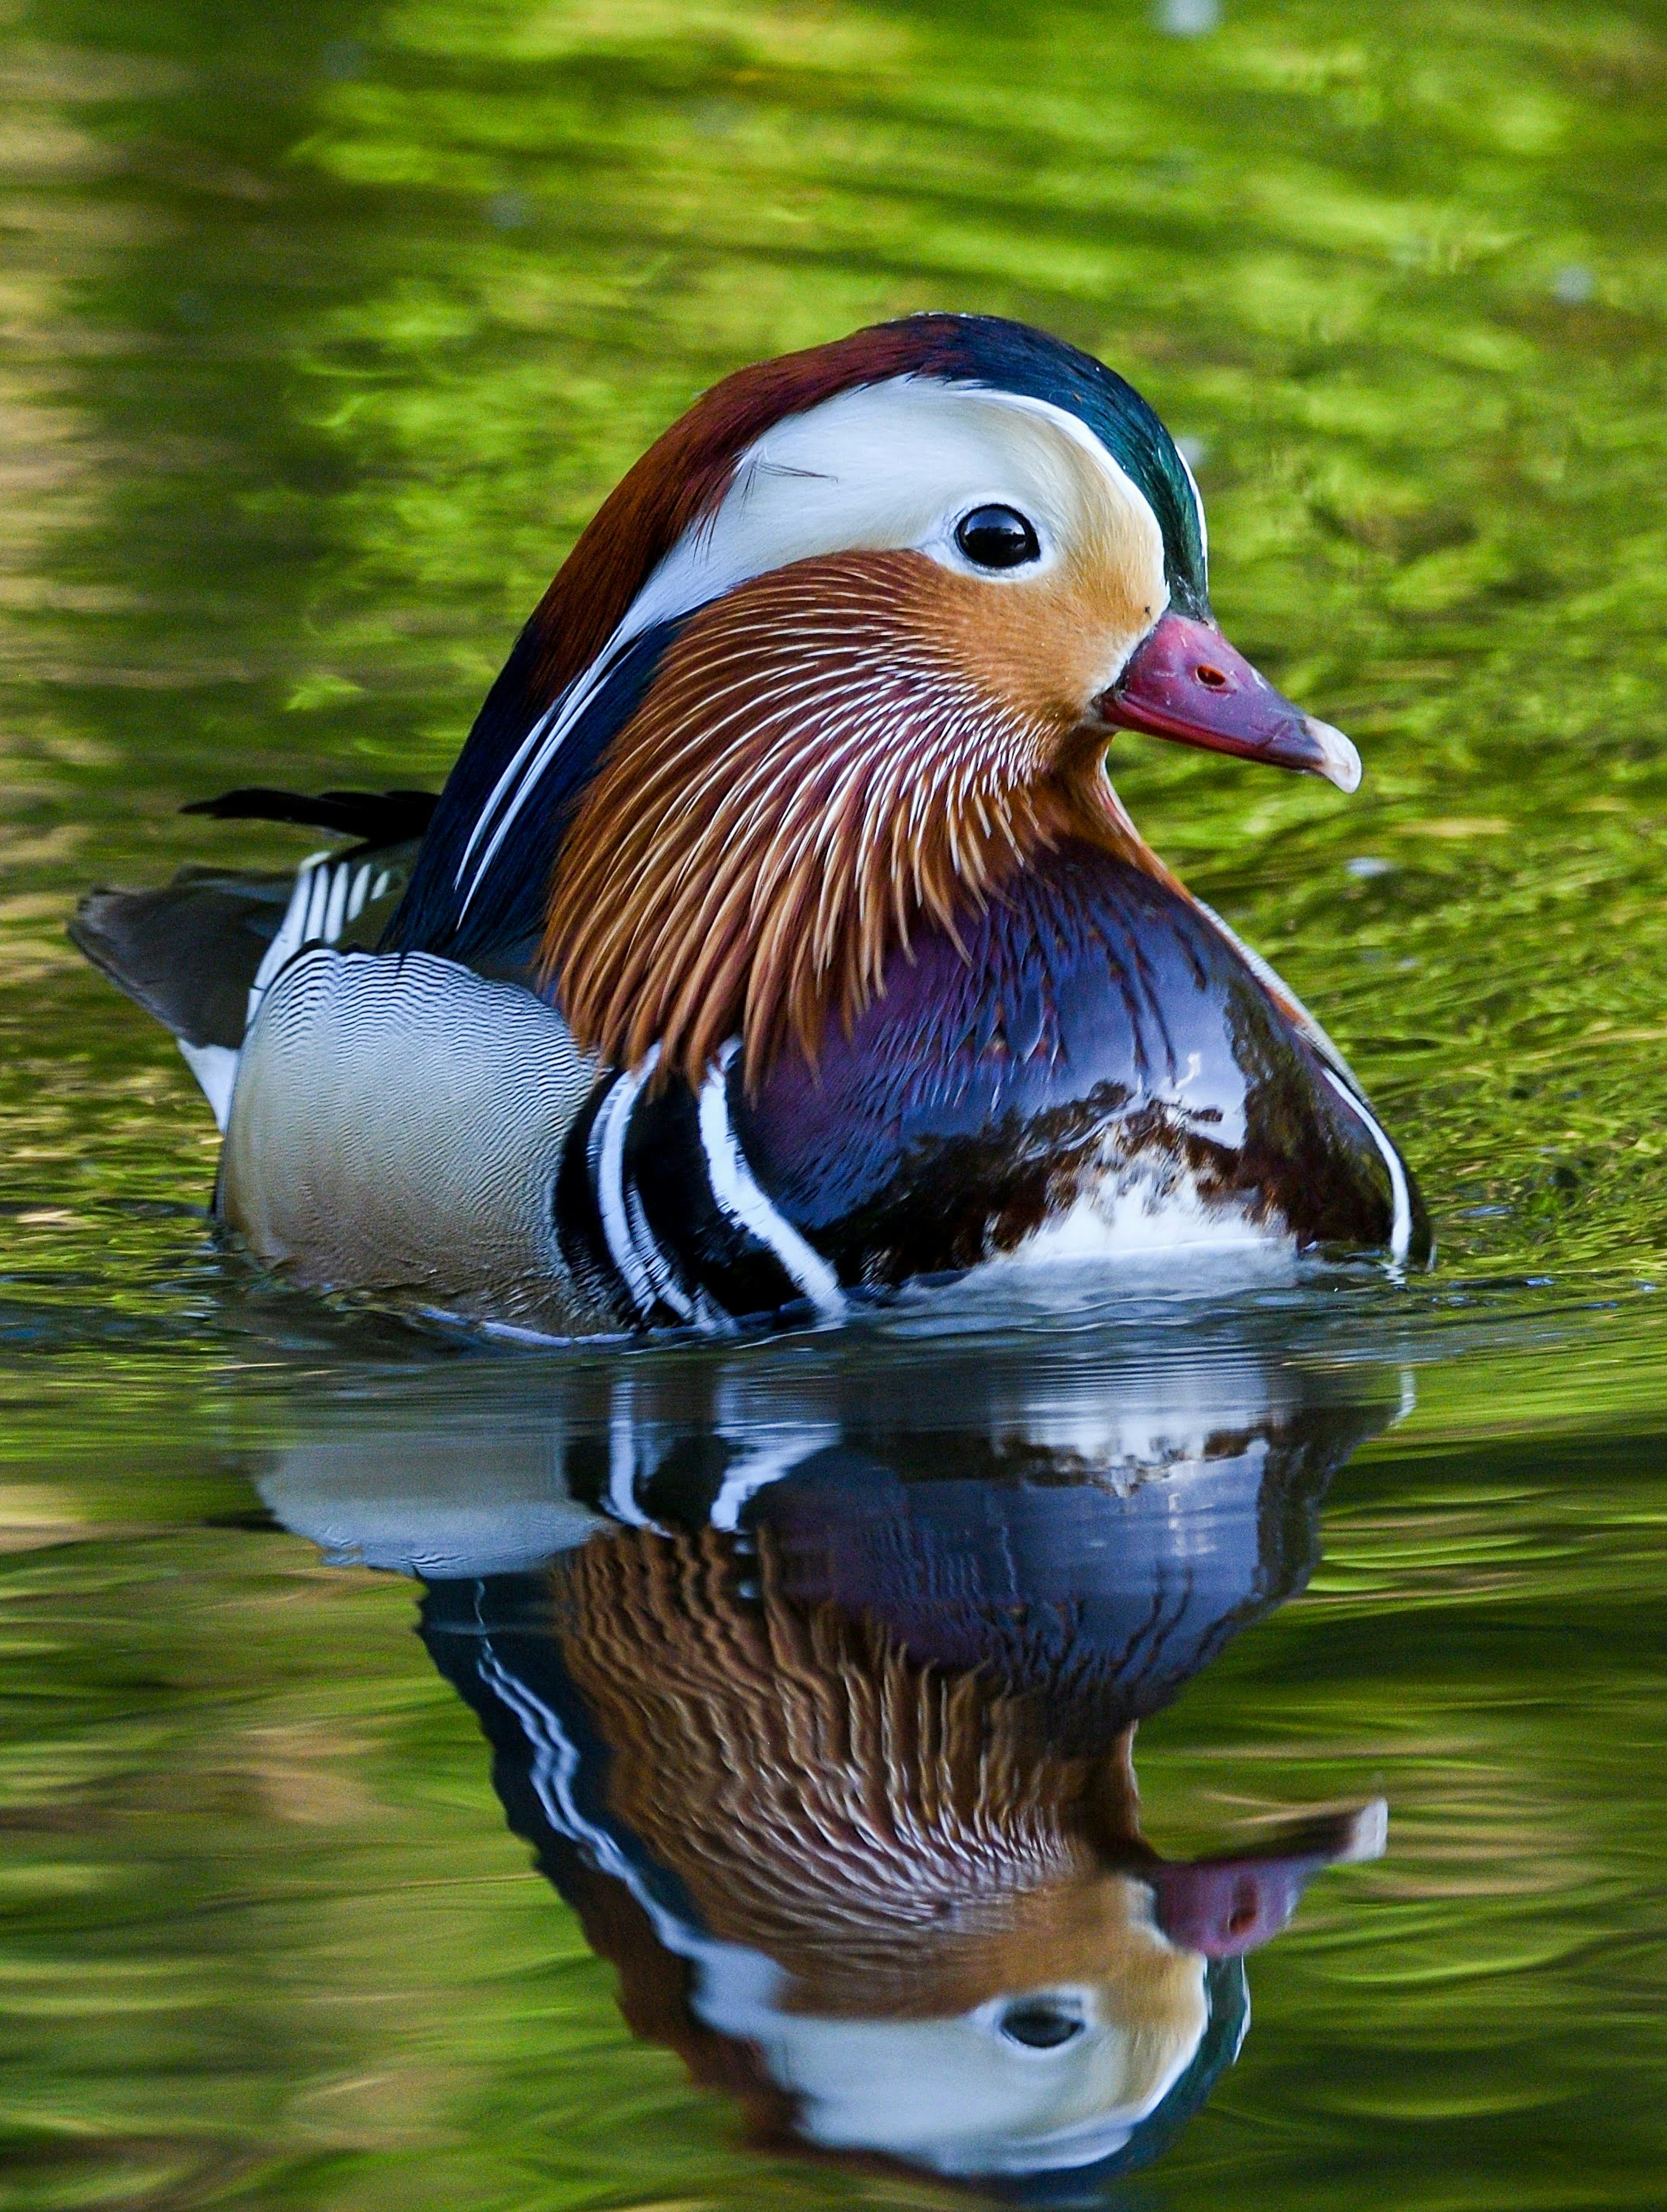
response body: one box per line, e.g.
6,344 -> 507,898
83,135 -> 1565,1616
541,552 -> 1127,1091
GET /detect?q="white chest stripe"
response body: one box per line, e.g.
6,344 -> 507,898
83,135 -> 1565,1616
477,1644 -> 689,1951
707,1424 -> 842,1531
623,1178 -> 695,1323
698,1044 -> 845,1319
586,1042 -> 842,1326
605,1389 -> 665,1529
589,1050 -> 662,1321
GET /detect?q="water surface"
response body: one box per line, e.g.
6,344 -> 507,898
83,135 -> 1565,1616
3,0 -> 1667,2205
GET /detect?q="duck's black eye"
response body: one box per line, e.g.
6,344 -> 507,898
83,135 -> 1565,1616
955,504 -> 1041,571
997,2000 -> 1086,2050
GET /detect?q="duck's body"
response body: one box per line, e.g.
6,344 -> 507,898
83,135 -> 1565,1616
74,315 -> 1427,1328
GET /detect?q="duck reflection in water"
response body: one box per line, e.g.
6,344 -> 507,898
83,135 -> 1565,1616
261,1339 -> 1398,2192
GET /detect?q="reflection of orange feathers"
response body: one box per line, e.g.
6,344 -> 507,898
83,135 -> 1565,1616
543,554 -> 1153,1089
554,1526 -> 1193,2024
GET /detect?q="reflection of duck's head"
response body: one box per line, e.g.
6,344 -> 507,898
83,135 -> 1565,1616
497,1516 -> 1376,2186
694,1931 -> 1216,2186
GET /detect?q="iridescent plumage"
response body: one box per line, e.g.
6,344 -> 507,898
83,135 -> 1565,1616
72,314 -> 1428,1324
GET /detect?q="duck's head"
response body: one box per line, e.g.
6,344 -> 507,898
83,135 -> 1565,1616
471,316 -> 1359,1085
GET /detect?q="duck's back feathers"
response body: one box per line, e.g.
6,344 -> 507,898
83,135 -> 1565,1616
71,785 -> 436,1047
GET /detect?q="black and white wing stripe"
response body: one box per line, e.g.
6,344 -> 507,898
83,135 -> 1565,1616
556,1042 -> 845,1332
177,849 -> 399,1128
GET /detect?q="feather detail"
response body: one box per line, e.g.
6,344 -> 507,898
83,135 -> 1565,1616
542,551 -> 1157,1090
555,1524 -> 1209,2044
556,1525 -> 1096,2018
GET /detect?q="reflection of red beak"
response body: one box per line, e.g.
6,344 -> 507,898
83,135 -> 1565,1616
1150,1799 -> 1387,1958
1100,611 -> 1361,793
1151,1855 -> 1322,1958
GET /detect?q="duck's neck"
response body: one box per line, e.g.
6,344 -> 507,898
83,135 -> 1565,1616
539,557 -> 1178,1092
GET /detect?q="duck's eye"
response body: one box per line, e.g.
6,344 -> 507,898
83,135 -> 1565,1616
955,504 -> 1041,571
997,1999 -> 1086,2050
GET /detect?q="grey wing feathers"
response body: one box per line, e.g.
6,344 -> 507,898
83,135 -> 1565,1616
221,947 -> 599,1322
70,867 -> 299,1050
69,843 -> 418,1053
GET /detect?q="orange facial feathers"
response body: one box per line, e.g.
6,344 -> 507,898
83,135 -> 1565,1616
541,551 -> 1164,1090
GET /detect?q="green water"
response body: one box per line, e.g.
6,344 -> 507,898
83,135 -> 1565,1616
3,0 -> 1667,2204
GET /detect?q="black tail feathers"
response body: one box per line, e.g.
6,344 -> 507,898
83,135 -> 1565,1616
181,786 -> 438,854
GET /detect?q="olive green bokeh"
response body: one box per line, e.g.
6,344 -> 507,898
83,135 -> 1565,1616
4,0 -> 1667,2205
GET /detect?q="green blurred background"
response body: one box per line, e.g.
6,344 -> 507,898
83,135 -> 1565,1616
10,0 -> 1667,1287
3,2 -> 1667,2207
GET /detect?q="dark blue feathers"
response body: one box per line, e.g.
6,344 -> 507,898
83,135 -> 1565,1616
383,615 -> 687,970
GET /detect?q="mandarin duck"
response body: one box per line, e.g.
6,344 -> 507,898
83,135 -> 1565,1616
73,314 -> 1427,1329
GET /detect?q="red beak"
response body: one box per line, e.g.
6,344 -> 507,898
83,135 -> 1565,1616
1100,611 -> 1361,793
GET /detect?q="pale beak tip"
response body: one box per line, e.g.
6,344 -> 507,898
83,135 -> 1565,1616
1339,1796 -> 1390,1863
1304,716 -> 1362,795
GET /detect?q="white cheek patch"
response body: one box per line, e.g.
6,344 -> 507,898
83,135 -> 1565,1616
456,379 -> 1166,914
702,1981 -> 1207,2176
677,385 -> 1070,589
